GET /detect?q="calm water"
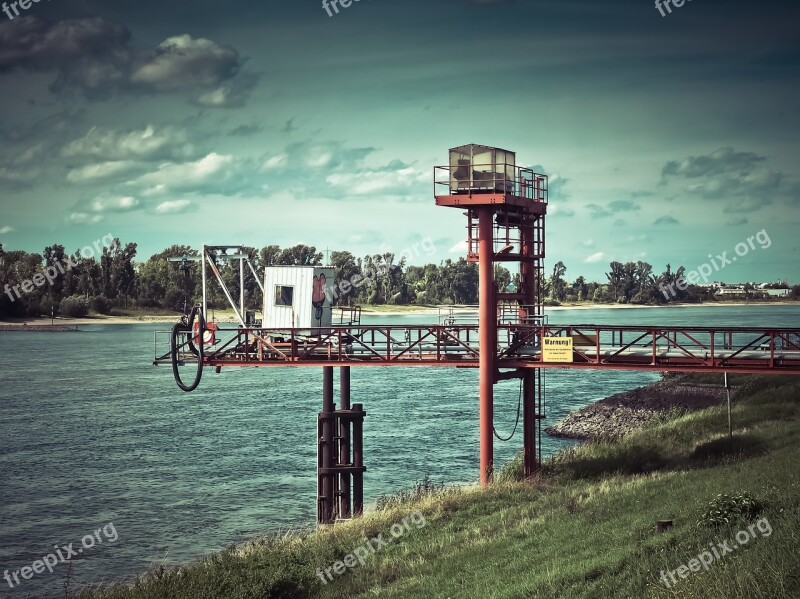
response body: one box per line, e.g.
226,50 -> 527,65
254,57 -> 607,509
1,305 -> 798,598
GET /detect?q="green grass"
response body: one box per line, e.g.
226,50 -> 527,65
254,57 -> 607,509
75,376 -> 800,599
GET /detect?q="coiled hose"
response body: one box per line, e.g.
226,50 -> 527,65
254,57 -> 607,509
171,305 -> 204,392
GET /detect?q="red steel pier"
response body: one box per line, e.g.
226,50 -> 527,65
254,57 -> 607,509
154,145 -> 800,524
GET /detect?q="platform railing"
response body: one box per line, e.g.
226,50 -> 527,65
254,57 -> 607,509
154,324 -> 800,373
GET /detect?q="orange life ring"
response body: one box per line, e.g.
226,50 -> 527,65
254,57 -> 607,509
193,321 -> 218,346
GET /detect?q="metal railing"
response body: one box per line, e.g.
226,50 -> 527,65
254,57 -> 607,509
154,324 -> 800,373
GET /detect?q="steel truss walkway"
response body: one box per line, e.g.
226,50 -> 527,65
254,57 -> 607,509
155,324 -> 800,374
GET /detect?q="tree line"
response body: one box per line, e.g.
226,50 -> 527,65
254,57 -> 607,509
0,241 -> 797,318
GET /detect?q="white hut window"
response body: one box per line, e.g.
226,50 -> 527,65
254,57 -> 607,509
275,285 -> 294,306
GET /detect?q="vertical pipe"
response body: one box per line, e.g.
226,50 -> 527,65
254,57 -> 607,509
320,366 -> 335,524
522,369 -> 537,477
352,402 -> 364,516
724,372 -> 732,439
478,206 -> 495,486
239,258 -> 245,321
520,211 -> 539,478
201,244 -> 207,321
339,367 -> 352,519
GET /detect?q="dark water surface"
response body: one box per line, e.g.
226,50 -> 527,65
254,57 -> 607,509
1,305 -> 798,597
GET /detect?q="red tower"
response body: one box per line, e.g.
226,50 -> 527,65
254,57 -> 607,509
435,144 -> 548,485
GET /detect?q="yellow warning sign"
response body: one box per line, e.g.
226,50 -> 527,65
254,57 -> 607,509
542,336 -> 574,363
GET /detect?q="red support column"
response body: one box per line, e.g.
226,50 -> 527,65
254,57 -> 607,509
318,366 -> 335,524
522,369 -> 537,478
478,206 -> 495,486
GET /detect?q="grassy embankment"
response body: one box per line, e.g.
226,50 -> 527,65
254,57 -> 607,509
73,375 -> 800,598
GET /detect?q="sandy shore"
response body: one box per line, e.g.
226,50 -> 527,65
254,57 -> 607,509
546,380 -> 730,441
0,300 -> 793,327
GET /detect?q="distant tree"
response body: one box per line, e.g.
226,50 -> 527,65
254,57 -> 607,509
277,244 -> 322,266
550,261 -> 567,301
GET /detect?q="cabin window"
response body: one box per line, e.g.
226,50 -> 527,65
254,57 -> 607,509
274,285 -> 294,306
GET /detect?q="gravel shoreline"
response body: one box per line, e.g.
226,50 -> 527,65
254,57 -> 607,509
0,324 -> 80,332
546,381 -> 730,441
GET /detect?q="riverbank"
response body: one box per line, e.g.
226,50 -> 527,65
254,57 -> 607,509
72,375 -> 800,598
0,323 -> 80,332
546,378 -> 732,440
1,300 -> 796,326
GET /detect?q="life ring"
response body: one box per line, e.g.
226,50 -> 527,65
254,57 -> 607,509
193,321 -> 218,346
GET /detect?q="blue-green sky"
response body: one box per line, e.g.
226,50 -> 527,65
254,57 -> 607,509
0,0 -> 798,283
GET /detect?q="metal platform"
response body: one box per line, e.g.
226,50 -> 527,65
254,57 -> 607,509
155,324 -> 800,374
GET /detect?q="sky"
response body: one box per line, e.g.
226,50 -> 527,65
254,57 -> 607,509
0,0 -> 798,284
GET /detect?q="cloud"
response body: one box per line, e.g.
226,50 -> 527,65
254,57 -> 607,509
68,212 -> 104,224
584,252 -> 605,263
262,154 -> 288,171
722,197 -> 772,213
661,147 -> 765,179
89,195 -> 140,213
548,204 -> 575,217
660,147 -> 799,211
654,215 -> 679,225
608,200 -> 641,213
326,161 -> 427,197
128,152 -> 256,197
154,199 -> 195,215
0,226 -> 14,234
66,160 -> 142,183
585,200 -> 640,219
449,240 -> 468,253
131,35 -> 238,90
726,216 -> 749,226
586,203 -> 612,218
62,125 -> 195,162
0,18 -> 249,105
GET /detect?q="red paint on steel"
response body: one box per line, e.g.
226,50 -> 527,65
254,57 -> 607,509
318,366 -> 335,524
478,206 -> 495,486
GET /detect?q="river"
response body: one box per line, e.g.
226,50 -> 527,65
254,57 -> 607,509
0,304 -> 798,597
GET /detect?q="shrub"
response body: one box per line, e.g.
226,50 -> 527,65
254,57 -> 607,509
90,295 -> 114,314
59,295 -> 88,318
697,492 -> 763,528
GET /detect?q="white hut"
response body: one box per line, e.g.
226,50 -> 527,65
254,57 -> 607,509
263,266 -> 335,329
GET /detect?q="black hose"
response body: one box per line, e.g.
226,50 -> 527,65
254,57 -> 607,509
171,305 -> 204,392
493,379 -> 522,441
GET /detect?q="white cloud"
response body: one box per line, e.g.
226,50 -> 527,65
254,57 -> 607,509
196,86 -> 233,107
68,212 -> 104,224
67,160 -> 140,183
0,226 -> 14,234
584,252 -> 605,263
154,199 -> 194,215
62,125 -> 194,161
132,152 -> 235,192
131,35 -> 240,92
262,154 -> 288,171
449,240 -> 468,253
90,195 -> 139,213
326,166 -> 427,196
